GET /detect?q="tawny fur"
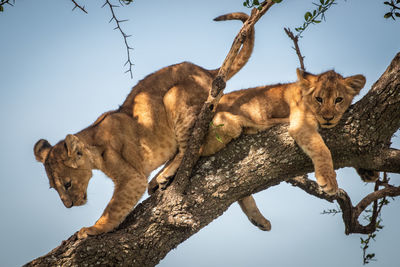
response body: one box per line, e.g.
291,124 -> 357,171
33,12 -> 254,239
149,68 -> 366,231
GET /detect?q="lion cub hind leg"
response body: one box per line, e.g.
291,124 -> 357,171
238,196 -> 271,231
356,168 -> 380,183
201,112 -> 246,156
154,88 -> 201,190
78,149 -> 147,239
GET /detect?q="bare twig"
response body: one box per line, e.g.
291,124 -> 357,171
171,0 -> 276,193
71,0 -> 88,14
284,27 -> 305,71
103,0 -> 134,78
0,0 -> 14,9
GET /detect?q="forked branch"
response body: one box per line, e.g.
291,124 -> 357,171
287,174 -> 400,235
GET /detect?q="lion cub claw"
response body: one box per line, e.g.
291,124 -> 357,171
316,171 -> 338,196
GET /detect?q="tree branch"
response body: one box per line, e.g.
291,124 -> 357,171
24,51 -> 400,266
358,148 -> 400,173
172,0 -> 276,193
284,27 -> 305,71
71,0 -> 87,14
103,0 -> 134,78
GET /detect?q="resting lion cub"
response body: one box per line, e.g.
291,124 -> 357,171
149,68 -> 366,230
33,12 -> 254,239
201,68 -> 366,230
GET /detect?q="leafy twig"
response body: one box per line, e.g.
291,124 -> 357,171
383,0 -> 400,20
294,0 -> 336,37
360,172 -> 391,265
103,0 -> 134,78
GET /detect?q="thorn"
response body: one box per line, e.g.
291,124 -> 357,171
114,26 -> 119,30
119,19 -> 128,23
101,2 -> 107,8
109,17 -> 114,23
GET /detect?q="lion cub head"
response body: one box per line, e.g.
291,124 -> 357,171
34,135 -> 93,208
297,69 -> 366,128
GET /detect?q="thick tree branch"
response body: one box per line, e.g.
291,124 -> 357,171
25,52 -> 400,267
358,148 -> 400,173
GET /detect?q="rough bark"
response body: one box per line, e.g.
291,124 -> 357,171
25,53 -> 400,267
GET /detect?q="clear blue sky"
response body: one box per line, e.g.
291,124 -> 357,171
0,0 -> 399,266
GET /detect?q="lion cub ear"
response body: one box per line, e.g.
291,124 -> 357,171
34,139 -> 52,163
64,134 -> 85,168
344,74 -> 366,96
296,68 -> 316,95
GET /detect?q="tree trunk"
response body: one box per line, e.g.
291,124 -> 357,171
25,52 -> 400,267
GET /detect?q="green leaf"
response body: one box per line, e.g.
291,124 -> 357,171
314,20 -> 321,23
0,5 -> 3,12
254,0 -> 259,5
395,12 -> 400,17
272,0 -> 283,3
384,12 -> 393,19
305,11 -> 312,21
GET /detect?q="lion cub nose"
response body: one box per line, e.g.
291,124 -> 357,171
323,116 -> 334,121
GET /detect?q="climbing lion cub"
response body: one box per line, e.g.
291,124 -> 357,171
200,68 -> 366,230
33,12 -> 254,239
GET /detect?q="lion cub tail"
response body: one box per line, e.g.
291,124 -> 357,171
213,12 -> 255,80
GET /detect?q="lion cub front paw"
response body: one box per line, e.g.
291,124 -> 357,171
77,226 -> 106,239
156,174 -> 174,191
316,170 -> 338,196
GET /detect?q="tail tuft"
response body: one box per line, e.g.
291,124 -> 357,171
213,12 -> 249,23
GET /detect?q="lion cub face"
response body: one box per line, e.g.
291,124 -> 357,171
34,135 -> 92,208
297,69 -> 366,128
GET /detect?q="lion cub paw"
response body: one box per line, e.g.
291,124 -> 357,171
77,226 -> 107,239
316,171 -> 338,196
356,168 -> 379,183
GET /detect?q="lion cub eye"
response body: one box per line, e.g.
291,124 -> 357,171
335,97 -> 343,104
315,97 -> 323,103
64,181 -> 72,190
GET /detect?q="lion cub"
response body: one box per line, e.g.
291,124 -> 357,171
148,68 -> 366,230
201,68 -> 366,230
34,12 -> 254,239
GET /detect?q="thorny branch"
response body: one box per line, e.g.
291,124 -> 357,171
103,0 -> 134,78
284,27 -> 305,71
71,0 -> 87,14
0,0 -> 14,10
